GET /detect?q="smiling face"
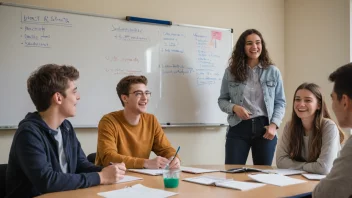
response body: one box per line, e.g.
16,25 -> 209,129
244,33 -> 262,61
56,80 -> 80,118
294,89 -> 321,121
121,83 -> 150,114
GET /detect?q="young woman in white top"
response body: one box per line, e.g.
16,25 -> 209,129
276,83 -> 344,175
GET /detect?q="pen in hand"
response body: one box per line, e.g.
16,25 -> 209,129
166,146 -> 180,169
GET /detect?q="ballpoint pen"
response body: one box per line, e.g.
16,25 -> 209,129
166,146 -> 180,169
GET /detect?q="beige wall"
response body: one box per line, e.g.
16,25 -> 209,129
2,0 -> 349,166
284,0 -> 350,134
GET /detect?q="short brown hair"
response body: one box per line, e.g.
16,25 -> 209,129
329,63 -> 352,101
27,64 -> 79,112
116,75 -> 148,106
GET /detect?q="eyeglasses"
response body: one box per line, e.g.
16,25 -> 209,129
129,90 -> 152,98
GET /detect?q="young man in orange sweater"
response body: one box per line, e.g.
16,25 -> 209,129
95,75 -> 180,169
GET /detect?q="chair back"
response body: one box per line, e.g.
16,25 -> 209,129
87,153 -> 96,164
0,164 -> 7,198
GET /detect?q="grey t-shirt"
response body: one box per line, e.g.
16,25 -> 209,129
276,118 -> 340,175
54,127 -> 68,173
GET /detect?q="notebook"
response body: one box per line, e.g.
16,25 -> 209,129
302,173 -> 326,180
117,175 -> 143,183
248,173 -> 307,187
97,184 -> 178,198
222,167 -> 305,176
180,166 -> 220,174
128,169 -> 166,176
183,176 -> 266,191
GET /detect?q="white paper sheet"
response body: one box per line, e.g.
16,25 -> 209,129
180,166 -> 220,174
183,176 -> 266,191
216,180 -> 266,191
128,169 -> 166,176
248,174 -> 307,187
97,184 -> 178,198
262,169 -> 306,176
302,173 -> 326,180
183,176 -> 229,185
117,175 -> 143,183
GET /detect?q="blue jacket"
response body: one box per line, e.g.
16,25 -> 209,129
6,112 -> 102,198
218,65 -> 286,127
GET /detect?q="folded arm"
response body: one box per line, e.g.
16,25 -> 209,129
303,122 -> 340,174
276,124 -> 306,170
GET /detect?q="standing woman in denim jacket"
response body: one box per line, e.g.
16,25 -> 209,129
218,29 -> 286,165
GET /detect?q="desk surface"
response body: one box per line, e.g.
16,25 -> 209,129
37,165 -> 318,198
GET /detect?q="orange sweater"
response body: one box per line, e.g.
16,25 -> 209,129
95,110 -> 177,168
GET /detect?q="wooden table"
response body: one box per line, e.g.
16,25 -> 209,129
36,165 -> 318,198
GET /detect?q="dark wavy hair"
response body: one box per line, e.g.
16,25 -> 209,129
229,29 -> 273,82
288,83 -> 344,162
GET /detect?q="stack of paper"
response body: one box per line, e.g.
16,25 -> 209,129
248,174 -> 307,187
97,184 -> 178,198
183,176 -> 266,191
128,169 -> 165,176
180,166 -> 220,174
302,174 -> 326,180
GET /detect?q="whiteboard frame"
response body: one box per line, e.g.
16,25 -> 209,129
0,2 -> 233,32
0,2 -> 233,129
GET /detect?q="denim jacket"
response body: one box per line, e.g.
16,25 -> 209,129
218,65 -> 286,127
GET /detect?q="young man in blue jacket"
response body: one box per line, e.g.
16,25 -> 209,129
6,64 -> 126,198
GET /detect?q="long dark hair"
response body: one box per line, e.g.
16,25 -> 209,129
228,29 -> 273,82
288,83 -> 344,162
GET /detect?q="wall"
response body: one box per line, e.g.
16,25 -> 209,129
1,0 -> 351,166
0,0 -> 285,165
284,0 -> 350,136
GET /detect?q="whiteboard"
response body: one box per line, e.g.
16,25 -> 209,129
0,4 -> 232,128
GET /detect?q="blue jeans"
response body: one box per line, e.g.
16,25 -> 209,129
225,116 -> 277,165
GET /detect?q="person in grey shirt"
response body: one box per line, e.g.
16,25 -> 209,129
276,83 -> 344,175
313,63 -> 352,198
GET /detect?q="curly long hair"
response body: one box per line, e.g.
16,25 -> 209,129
229,29 -> 273,82
288,83 -> 345,162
